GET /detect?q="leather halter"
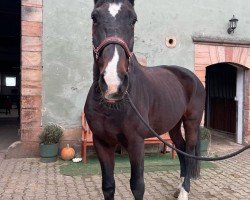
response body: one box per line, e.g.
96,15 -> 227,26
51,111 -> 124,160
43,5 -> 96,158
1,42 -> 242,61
93,36 -> 134,60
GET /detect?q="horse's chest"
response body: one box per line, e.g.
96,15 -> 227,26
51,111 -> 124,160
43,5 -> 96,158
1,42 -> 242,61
88,113 -> 122,139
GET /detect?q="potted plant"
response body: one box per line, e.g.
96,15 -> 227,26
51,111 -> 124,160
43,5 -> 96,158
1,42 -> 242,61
200,126 -> 211,156
39,124 -> 63,163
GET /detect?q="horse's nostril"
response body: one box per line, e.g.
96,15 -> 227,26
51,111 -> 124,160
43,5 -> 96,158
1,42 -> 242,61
99,75 -> 108,92
120,74 -> 128,82
118,87 -> 122,94
123,74 -> 129,85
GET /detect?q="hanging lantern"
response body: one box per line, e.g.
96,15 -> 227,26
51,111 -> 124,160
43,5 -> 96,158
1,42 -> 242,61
227,15 -> 239,34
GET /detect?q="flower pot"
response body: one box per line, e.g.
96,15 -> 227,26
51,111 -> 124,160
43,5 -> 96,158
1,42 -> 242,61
39,143 -> 59,163
200,139 -> 209,156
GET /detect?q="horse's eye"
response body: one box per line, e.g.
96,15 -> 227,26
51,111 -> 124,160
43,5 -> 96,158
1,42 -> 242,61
91,15 -> 98,25
131,18 -> 137,27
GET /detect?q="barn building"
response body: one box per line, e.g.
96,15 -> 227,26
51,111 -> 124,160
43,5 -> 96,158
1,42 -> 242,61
0,0 -> 250,157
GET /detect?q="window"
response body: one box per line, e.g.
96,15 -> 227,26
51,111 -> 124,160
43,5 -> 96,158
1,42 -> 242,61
5,77 -> 16,87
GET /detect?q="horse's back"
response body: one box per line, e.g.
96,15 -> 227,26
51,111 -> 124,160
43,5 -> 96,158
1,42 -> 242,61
160,65 -> 205,121
163,65 -> 205,103
144,65 -> 204,104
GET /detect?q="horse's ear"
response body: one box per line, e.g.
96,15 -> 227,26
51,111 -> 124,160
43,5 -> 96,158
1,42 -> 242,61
128,0 -> 134,6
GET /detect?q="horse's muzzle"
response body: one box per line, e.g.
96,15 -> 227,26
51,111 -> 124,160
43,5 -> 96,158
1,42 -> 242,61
104,91 -> 124,103
99,73 -> 129,103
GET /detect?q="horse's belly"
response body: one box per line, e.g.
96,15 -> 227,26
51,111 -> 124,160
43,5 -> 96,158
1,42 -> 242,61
148,111 -> 184,137
148,84 -> 187,135
149,112 -> 183,135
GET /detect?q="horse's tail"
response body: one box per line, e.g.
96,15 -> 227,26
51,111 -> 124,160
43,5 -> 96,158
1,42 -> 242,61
190,127 -> 201,179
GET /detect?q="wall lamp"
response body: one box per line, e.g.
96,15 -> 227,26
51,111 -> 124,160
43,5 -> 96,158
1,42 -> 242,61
227,15 -> 238,34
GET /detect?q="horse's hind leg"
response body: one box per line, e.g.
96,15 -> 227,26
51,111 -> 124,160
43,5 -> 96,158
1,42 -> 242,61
169,120 -> 187,198
93,136 -> 117,200
178,113 -> 202,200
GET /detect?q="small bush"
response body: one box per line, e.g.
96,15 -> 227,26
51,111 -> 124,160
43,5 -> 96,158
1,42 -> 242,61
200,126 -> 211,140
39,124 -> 63,144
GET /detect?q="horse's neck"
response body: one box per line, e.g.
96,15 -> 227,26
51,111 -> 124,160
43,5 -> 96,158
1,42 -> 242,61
128,57 -> 148,94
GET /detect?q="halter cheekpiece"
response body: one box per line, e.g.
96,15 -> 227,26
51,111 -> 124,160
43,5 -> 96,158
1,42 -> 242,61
93,36 -> 134,60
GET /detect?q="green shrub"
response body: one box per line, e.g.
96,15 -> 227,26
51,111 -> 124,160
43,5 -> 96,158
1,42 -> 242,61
39,124 -> 63,144
200,126 -> 211,140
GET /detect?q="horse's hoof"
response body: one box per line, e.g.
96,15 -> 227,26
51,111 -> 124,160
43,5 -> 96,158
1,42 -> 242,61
177,187 -> 188,200
174,189 -> 180,198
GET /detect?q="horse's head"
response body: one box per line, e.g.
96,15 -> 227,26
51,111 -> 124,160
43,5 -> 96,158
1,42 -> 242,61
92,0 -> 137,103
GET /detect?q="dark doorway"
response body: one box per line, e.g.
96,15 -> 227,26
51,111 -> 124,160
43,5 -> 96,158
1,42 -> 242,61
0,0 -> 21,153
205,63 -> 237,134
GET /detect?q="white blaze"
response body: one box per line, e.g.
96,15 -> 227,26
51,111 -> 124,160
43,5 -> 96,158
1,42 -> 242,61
104,47 -> 120,94
177,187 -> 189,200
108,3 -> 122,17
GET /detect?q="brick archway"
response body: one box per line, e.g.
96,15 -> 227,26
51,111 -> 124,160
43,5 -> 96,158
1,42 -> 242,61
20,0 -> 43,142
194,42 -> 250,144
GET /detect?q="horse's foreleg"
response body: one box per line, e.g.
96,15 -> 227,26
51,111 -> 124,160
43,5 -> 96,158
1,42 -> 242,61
127,140 -> 145,200
93,136 -> 116,200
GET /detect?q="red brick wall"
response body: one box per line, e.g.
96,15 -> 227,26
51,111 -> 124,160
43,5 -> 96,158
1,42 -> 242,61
194,43 -> 250,143
20,0 -> 43,142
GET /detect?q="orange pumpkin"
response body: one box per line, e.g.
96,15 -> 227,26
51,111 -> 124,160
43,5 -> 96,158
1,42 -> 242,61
61,144 -> 75,160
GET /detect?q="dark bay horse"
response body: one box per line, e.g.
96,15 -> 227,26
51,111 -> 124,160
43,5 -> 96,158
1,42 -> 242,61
84,0 -> 205,199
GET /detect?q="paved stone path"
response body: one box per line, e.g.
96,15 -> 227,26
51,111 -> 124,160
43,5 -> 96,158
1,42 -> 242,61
0,134 -> 249,200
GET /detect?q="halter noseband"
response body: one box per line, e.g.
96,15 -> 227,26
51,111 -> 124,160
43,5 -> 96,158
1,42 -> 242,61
93,36 -> 134,60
